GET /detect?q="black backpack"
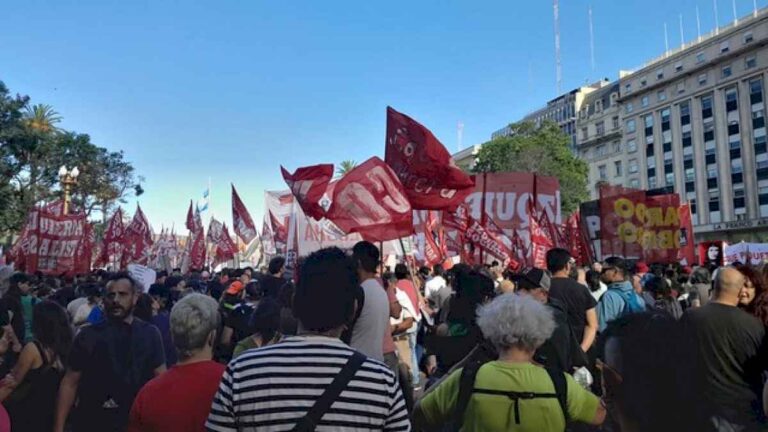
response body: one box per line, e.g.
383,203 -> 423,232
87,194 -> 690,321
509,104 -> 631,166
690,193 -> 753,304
449,352 -> 569,431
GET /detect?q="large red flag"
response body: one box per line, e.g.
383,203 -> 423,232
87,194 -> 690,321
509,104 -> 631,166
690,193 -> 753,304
385,107 -> 475,210
121,205 -> 154,267
325,157 -> 413,242
529,199 -> 554,268
281,164 -> 334,220
231,185 -> 258,243
423,211 -> 445,266
185,200 -> 201,233
96,207 -> 125,267
678,203 -> 695,266
215,223 -> 238,264
189,232 -> 207,270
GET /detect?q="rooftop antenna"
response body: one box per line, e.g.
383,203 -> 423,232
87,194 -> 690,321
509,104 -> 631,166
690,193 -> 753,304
733,0 -> 738,25
554,0 -> 562,95
664,22 -> 670,55
714,0 -> 720,35
589,4 -> 596,72
457,121 -> 464,152
696,5 -> 703,41
680,14 -> 685,47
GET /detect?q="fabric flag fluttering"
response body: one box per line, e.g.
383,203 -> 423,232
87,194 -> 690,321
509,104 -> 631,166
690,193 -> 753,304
385,106 -> 475,210
121,205 -> 154,267
231,185 -> 258,243
280,164 -> 334,220
96,207 -> 126,268
325,157 -> 414,242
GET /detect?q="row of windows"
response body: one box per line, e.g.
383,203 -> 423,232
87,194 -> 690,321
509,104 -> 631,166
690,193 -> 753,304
623,29 -> 756,95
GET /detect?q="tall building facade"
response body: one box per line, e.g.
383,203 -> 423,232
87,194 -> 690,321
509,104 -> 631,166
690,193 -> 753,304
619,9 -> 768,242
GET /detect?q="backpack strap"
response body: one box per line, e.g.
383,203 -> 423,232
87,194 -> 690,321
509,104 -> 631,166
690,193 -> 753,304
544,367 -> 569,424
291,351 -> 366,432
451,359 -> 484,430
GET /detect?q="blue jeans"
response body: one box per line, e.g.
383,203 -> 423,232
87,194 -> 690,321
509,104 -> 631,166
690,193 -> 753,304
408,332 -> 419,386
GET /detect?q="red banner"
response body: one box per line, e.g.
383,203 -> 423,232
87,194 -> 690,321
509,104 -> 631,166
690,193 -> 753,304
216,223 -> 238,264
325,157 -> 414,242
423,211 -> 445,266
678,203 -> 695,266
189,231 -> 207,270
231,185 -> 258,243
529,200 -> 554,268
269,211 -> 288,254
281,164 -> 334,220
185,201 -> 201,233
11,206 -> 90,275
385,106 -> 475,210
600,185 -> 682,263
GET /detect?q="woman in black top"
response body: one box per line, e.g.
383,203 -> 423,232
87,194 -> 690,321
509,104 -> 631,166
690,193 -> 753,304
0,301 -> 73,432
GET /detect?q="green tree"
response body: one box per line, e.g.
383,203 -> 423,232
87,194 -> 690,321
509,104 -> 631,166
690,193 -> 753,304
473,120 -> 589,214
0,81 -> 142,235
336,160 -> 357,177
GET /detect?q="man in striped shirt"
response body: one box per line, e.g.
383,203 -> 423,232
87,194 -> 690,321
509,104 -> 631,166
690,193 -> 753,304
207,247 -> 411,432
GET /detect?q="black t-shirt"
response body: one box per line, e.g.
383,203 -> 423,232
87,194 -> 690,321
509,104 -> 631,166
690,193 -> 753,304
535,298 -> 585,372
680,303 -> 767,423
261,275 -> 287,299
548,277 -> 597,343
68,318 -> 165,432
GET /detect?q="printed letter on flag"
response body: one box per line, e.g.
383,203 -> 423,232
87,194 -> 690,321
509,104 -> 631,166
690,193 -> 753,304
385,106 -> 475,210
325,157 -> 413,242
281,164 -> 333,220
231,185 -> 257,243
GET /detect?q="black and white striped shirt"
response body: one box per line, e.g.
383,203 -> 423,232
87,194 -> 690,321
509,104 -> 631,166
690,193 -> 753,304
206,335 -> 411,432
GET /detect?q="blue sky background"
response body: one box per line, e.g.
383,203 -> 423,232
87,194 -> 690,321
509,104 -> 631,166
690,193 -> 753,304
2,0 -> 764,230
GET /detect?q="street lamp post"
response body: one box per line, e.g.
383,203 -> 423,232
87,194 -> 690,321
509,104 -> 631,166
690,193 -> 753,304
58,165 -> 80,215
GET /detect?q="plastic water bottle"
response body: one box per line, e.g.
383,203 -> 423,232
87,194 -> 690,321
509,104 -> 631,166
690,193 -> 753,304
573,367 -> 593,389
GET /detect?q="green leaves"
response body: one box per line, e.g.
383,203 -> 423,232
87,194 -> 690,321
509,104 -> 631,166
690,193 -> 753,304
473,120 -> 589,215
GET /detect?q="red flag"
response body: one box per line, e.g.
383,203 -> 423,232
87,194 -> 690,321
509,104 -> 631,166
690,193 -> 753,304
269,211 -> 288,254
189,231 -> 207,270
423,211 -> 445,266
122,205 -> 154,267
529,199 -> 554,268
185,200 -> 201,232
215,223 -> 238,264
385,107 -> 475,210
231,185 -> 258,243
465,217 -> 512,265
325,157 -> 413,242
96,207 -> 125,267
281,164 -> 334,220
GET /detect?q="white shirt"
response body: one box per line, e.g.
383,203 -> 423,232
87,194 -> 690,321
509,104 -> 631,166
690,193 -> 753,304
391,288 -> 418,334
350,278 -> 390,361
591,282 -> 608,302
424,276 -> 447,303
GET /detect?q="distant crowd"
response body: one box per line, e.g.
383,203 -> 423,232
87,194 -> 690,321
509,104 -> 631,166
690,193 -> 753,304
0,243 -> 765,431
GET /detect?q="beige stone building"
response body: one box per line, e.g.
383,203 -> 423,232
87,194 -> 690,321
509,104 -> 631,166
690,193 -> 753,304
619,9 -> 768,242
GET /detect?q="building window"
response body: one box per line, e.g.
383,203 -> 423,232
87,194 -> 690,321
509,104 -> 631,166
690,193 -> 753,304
640,77 -> 648,87
629,159 -> 639,173
628,139 -> 637,152
744,31 -> 754,44
682,131 -> 692,148
698,73 -> 708,86
649,177 -> 657,188
642,96 -> 649,107
675,61 -> 683,73
658,90 -> 667,102
746,55 -> 757,69
656,68 -> 664,80
612,116 -> 619,130
630,178 -> 640,188
596,121 -> 605,136
596,100 -> 603,113
626,119 -> 636,133
696,52 -> 706,63
625,83 -> 632,93
597,144 -> 606,156
751,78 -> 764,104
728,122 -> 740,135
677,81 -> 685,94
612,141 -> 622,153
722,65 -> 732,78
720,41 -> 730,53
581,127 -> 588,140
760,187 -> 768,217
702,95 -> 714,119
726,87 -> 738,112
625,102 -> 634,114
615,161 -> 623,177
680,102 -> 691,126
665,172 -> 675,186
598,164 -> 607,180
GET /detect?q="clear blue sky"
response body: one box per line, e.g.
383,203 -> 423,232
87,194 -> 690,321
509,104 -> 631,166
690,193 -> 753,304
2,0 -> 763,230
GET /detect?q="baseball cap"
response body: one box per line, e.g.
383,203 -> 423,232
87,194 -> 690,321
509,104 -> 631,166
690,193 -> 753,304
513,268 -> 551,291
634,261 -> 650,273
225,280 -> 244,295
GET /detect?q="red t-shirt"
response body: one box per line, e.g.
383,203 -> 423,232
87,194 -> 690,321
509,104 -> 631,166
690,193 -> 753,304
397,279 -> 421,319
127,360 -> 225,432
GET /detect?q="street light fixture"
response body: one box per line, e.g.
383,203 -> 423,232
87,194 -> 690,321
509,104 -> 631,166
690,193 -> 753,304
58,165 -> 80,215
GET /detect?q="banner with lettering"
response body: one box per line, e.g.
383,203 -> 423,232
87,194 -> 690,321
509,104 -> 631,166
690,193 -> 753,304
723,242 -> 768,265
600,185 -> 682,263
11,206 -> 89,275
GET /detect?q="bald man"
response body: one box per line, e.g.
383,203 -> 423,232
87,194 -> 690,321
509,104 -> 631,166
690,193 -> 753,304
680,267 -> 767,430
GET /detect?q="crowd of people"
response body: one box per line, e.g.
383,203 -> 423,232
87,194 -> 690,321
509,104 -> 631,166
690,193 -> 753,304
0,243 -> 766,431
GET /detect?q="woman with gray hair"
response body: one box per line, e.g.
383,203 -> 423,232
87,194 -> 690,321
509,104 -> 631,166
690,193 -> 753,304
415,293 -> 605,431
127,294 -> 226,432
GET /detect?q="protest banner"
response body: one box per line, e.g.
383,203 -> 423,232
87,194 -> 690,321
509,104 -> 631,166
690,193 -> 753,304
11,206 -> 89,275
127,263 -> 156,292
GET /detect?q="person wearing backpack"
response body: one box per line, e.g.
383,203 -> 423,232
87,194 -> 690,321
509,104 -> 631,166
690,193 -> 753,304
597,257 -> 646,332
414,293 -> 606,432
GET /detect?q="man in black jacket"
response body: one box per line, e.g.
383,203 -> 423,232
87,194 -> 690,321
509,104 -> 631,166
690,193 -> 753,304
515,268 -> 587,372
